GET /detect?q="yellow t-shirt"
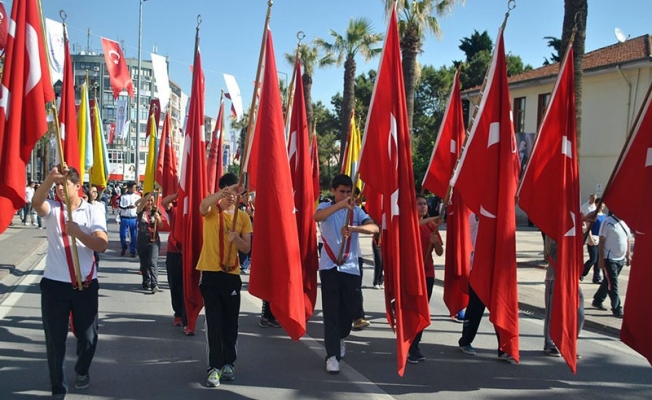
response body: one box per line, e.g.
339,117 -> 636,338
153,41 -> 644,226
196,206 -> 253,274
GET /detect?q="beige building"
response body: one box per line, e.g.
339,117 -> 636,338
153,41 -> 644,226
464,34 -> 652,213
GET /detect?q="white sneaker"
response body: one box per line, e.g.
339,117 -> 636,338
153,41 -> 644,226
340,339 -> 346,358
325,356 -> 340,374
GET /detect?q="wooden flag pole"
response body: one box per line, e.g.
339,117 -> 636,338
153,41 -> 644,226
336,171 -> 361,264
225,1 -> 273,265
46,10 -> 83,289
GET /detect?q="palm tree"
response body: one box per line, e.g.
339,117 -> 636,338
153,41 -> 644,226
285,43 -> 331,129
385,0 -> 463,130
561,0 -> 587,151
315,18 -> 383,163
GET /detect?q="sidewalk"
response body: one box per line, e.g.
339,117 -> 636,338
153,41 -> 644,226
0,216 -> 627,337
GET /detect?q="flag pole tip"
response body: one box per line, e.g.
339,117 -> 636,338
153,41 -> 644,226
196,15 -> 202,28
59,10 -> 67,21
268,0 -> 274,7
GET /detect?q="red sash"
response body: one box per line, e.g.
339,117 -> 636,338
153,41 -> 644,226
58,201 -> 95,289
322,211 -> 354,266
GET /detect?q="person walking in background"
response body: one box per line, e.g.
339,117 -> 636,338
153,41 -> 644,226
371,232 -> 383,289
582,201 -> 606,283
162,193 -> 187,331
408,194 -> 443,364
86,187 -> 106,270
32,166 -> 108,398
118,182 -> 140,257
135,192 -> 162,293
592,212 -> 632,318
22,180 -> 36,225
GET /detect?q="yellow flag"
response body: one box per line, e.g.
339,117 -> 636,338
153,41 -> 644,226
90,101 -> 109,189
143,114 -> 158,193
342,112 -> 362,191
77,82 -> 92,185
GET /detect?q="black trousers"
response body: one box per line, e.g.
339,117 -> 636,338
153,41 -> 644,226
458,284 -> 502,354
372,243 -> 384,286
137,239 -> 160,288
593,258 -> 625,313
166,251 -> 186,325
200,271 -> 241,369
409,277 -> 434,353
40,278 -> 99,396
354,257 -> 366,320
320,268 -> 359,360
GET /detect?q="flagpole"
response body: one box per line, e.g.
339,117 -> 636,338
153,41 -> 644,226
284,32 -> 304,136
224,0 -> 273,264
46,10 -> 83,289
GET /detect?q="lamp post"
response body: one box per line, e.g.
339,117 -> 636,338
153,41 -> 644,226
135,0 -> 146,184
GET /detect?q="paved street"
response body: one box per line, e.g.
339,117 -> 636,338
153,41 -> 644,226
1,214 -> 651,399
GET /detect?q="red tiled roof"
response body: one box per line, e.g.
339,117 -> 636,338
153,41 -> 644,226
509,34 -> 652,84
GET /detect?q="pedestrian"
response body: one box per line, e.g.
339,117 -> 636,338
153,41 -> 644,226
582,201 -> 606,283
31,166 -> 108,398
118,182 -> 140,257
22,180 -> 36,225
162,193 -> 187,331
196,173 -> 252,387
371,232 -> 383,289
542,235 -> 584,358
86,186 -> 106,270
408,194 -> 443,364
34,183 -> 43,228
313,174 -> 379,374
592,211 -> 632,318
135,192 -> 162,293
458,213 -> 516,363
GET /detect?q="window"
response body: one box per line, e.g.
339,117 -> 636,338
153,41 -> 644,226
513,97 -> 526,133
537,93 -> 551,129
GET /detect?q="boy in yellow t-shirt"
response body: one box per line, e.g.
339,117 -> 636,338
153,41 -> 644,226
197,173 -> 252,387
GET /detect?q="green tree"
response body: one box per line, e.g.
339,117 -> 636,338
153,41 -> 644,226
312,101 -> 341,186
315,17 -> 383,163
561,0 -> 587,151
284,43 -> 331,128
385,0 -> 463,130
542,36 -> 562,66
458,29 -> 492,61
329,69 -> 377,129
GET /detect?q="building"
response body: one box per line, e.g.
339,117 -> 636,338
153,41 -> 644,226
462,34 -> 652,218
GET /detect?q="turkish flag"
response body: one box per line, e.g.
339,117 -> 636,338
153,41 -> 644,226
155,112 -> 179,198
0,0 -> 55,233
602,82 -> 652,366
108,123 -> 116,145
287,58 -> 319,319
0,3 -> 9,51
421,70 -> 471,317
310,133 -> 321,202
450,28 -> 521,361
59,33 -> 80,175
518,45 -> 581,372
206,97 -> 225,193
175,40 -> 207,334
248,29 -> 306,341
101,37 -> 134,99
357,6 -> 430,376
145,99 -> 161,139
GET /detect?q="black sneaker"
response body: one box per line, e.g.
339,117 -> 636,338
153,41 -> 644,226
613,309 -> 624,318
407,353 -> 420,364
414,349 -> 426,361
75,374 -> 90,390
592,300 -> 607,310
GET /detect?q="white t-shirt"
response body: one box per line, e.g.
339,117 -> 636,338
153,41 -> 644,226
43,199 -> 107,283
119,192 -> 141,217
599,216 -> 631,261
580,201 -> 596,216
25,186 -> 35,203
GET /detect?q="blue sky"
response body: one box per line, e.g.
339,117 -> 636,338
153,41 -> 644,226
9,0 -> 652,119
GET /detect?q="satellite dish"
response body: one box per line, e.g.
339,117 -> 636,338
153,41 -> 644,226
614,28 -> 629,43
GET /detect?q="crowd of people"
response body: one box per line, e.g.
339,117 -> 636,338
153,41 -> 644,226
28,167 -> 632,398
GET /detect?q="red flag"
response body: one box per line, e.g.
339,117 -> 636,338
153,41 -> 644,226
108,123 -> 116,145
155,112 -> 179,198
287,59 -> 319,319
175,41 -> 207,334
602,83 -> 652,366
59,32 -> 80,175
145,99 -> 161,138
206,97 -> 225,193
449,28 -> 521,361
518,45 -> 581,372
101,37 -> 134,99
248,29 -> 306,341
0,0 -> 55,233
310,133 -> 320,202
0,3 -> 9,51
357,6 -> 430,376
422,70 -> 472,318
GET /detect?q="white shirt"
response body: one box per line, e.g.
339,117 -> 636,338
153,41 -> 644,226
119,192 -> 141,217
43,199 -> 107,283
580,201 -> 596,216
25,186 -> 35,202
599,216 -> 631,261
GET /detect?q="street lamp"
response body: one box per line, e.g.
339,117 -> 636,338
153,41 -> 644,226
135,0 -> 148,184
